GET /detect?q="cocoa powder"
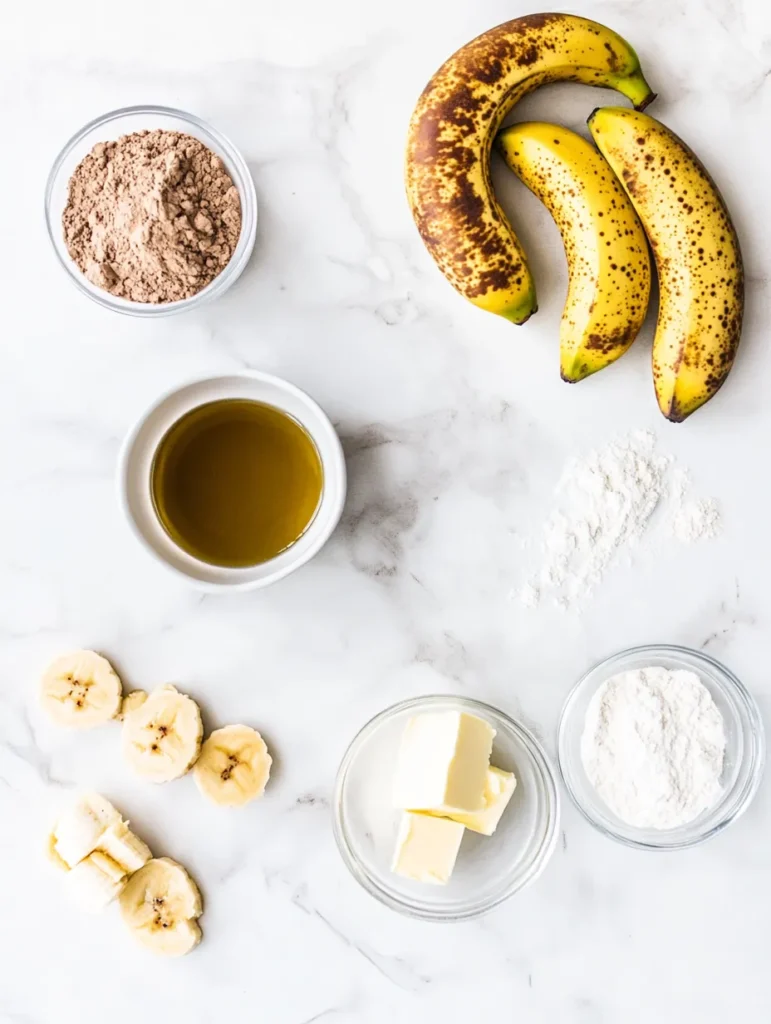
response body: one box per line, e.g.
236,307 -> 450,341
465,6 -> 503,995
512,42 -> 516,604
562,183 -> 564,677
63,130 -> 242,304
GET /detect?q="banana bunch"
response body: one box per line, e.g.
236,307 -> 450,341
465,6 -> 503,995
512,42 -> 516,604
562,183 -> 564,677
406,14 -> 743,419
405,13 -> 654,323
47,793 -> 202,956
40,651 -> 273,805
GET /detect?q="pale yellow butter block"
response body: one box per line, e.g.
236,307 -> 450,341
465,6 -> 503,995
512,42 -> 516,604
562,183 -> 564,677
439,766 -> 517,835
391,811 -> 465,885
392,711 -> 495,814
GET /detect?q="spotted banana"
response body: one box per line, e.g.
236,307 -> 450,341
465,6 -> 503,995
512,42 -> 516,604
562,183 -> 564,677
589,107 -> 743,421
497,122 -> 651,380
405,13 -> 655,324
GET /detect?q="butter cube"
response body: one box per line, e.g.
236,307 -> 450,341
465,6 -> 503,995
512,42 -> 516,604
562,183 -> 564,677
391,811 -> 465,885
439,766 -> 517,835
393,711 -> 495,815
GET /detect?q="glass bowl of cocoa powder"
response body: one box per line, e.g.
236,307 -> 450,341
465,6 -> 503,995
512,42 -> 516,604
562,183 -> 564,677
45,105 -> 257,316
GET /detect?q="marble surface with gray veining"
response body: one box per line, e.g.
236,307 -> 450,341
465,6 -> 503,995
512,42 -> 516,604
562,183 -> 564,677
2,0 -> 770,1020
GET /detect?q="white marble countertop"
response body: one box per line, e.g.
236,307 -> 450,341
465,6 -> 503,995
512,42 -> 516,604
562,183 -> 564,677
2,0 -> 771,1020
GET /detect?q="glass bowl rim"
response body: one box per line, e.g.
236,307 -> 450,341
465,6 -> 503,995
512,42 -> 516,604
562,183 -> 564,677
333,693 -> 561,922
43,103 -> 257,317
557,643 -> 766,851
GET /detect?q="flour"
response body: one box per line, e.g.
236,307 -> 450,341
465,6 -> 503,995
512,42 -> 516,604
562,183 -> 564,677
581,667 -> 725,829
671,467 -> 722,543
518,432 -> 721,610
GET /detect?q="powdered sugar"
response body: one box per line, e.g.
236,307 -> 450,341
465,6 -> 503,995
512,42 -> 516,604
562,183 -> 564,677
518,432 -> 721,610
581,666 -> 725,829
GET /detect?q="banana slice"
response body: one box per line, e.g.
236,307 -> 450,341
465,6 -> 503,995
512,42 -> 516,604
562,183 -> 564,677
64,851 -> 128,912
122,684 -> 203,783
193,725 -> 272,807
50,792 -> 122,868
48,794 -> 152,878
119,690 -> 148,721
98,822 -> 152,874
46,833 -> 71,872
119,858 -> 203,957
40,651 -> 123,728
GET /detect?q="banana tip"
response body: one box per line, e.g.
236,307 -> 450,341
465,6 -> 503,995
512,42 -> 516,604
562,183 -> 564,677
636,91 -> 657,112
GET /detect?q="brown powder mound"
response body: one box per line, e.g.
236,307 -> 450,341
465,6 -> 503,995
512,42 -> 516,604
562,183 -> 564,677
63,129 -> 242,304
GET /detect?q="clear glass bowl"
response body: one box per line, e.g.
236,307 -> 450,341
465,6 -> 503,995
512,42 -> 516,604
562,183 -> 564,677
558,644 -> 765,850
333,694 -> 560,921
44,105 -> 257,316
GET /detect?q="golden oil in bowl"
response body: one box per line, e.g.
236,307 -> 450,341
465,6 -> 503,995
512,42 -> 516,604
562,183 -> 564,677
150,399 -> 323,568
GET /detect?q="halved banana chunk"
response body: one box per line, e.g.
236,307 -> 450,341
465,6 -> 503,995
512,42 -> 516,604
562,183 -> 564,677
119,690 -> 148,721
99,822 -> 152,874
122,684 -> 203,783
46,833 -> 71,872
40,651 -> 123,728
119,858 -> 203,957
193,725 -> 272,807
65,850 -> 128,912
50,792 -> 122,869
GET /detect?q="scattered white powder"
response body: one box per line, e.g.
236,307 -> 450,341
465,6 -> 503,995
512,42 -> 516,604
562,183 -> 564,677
519,431 -> 721,610
581,666 -> 726,829
671,466 -> 722,543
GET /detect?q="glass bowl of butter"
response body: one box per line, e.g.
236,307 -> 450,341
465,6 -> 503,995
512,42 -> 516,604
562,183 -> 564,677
333,695 -> 560,921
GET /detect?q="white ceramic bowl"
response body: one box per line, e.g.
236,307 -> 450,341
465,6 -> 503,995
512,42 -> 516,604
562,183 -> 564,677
45,105 -> 257,316
117,372 -> 346,590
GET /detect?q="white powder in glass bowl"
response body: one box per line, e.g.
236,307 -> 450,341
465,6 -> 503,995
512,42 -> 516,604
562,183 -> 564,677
580,665 -> 726,829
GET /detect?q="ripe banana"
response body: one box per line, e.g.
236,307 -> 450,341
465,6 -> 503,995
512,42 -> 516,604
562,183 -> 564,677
405,13 -> 655,323
122,684 -> 203,783
193,725 -> 272,807
119,858 -> 203,957
40,651 -> 123,728
497,122 -> 651,380
588,107 -> 744,421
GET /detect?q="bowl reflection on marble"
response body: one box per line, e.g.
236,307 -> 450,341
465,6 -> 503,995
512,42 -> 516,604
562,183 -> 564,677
558,644 -> 766,851
333,694 -> 560,921
44,105 -> 257,316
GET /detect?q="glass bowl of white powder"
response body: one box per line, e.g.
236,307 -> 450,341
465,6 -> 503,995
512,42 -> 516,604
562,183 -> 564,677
558,645 -> 765,850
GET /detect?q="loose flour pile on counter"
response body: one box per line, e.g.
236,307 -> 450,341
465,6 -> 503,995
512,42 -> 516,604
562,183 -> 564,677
517,431 -> 721,611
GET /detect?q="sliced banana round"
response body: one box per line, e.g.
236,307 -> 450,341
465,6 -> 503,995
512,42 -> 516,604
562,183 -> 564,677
40,651 -> 123,728
193,725 -> 272,807
119,857 -> 203,957
119,690 -> 148,721
122,685 -> 203,783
